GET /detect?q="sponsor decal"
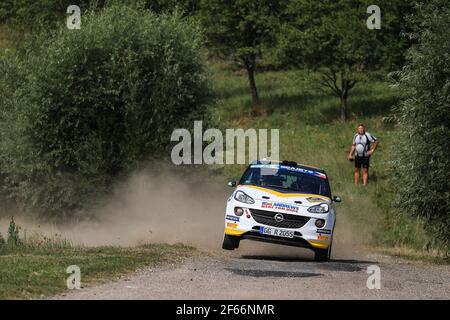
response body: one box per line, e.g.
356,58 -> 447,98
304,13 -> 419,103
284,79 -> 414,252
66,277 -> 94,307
317,235 -> 329,241
261,202 -> 273,209
279,165 -> 327,180
317,229 -> 332,234
261,202 -> 299,213
226,215 -> 240,222
226,222 -> 238,229
250,164 -> 327,180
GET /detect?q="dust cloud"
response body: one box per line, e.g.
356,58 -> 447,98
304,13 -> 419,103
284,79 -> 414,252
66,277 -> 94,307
0,167 -> 229,249
0,167 -> 365,258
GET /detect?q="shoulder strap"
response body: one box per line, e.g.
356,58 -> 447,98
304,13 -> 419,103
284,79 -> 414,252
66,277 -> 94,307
365,133 -> 371,151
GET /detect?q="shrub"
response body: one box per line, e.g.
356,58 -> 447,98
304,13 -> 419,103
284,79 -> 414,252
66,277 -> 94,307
391,0 -> 450,249
0,3 -> 211,216
7,217 -> 21,246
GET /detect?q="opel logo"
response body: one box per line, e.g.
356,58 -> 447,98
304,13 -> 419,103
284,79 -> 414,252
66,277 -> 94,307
274,213 -> 284,223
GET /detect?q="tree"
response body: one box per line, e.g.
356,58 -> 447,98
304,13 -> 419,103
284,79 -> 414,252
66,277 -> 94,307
198,0 -> 284,107
280,0 -> 413,121
0,4 -> 211,216
391,0 -> 450,249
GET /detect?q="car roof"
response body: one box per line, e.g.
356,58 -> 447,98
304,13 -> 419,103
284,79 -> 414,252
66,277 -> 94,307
250,160 -> 327,174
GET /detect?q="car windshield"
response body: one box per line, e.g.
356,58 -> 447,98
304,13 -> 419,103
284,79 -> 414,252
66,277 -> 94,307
239,164 -> 331,197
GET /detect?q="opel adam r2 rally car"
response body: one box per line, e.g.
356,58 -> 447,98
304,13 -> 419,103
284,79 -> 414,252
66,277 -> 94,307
223,160 -> 341,262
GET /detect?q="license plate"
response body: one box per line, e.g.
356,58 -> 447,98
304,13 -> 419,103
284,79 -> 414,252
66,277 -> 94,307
259,226 -> 294,238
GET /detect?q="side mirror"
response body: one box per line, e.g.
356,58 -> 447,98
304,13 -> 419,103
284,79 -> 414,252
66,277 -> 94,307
332,196 -> 342,203
227,181 -> 236,187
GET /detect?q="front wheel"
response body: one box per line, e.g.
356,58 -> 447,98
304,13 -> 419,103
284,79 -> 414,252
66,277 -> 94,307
222,234 -> 240,250
314,239 -> 333,262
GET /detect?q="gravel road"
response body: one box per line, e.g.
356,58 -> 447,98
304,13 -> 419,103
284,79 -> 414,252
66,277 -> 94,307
54,242 -> 450,300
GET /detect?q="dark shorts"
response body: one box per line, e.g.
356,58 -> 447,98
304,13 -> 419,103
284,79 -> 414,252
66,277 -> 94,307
355,156 -> 370,169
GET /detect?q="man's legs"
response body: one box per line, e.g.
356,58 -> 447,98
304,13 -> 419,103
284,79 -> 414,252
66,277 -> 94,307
354,168 -> 360,185
362,156 -> 371,185
362,168 -> 369,185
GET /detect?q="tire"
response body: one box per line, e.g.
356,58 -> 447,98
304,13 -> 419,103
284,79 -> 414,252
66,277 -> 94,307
314,238 -> 333,262
222,234 -> 240,250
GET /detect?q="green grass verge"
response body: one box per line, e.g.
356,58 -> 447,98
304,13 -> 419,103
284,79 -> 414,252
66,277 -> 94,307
372,246 -> 449,265
0,242 -> 196,300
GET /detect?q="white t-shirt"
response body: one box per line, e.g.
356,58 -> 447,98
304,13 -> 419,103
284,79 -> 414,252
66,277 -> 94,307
352,132 -> 377,157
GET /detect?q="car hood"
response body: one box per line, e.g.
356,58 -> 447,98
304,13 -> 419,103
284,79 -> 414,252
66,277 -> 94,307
237,185 -> 330,208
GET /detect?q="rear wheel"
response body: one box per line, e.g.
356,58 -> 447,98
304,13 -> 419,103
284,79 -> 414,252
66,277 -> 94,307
222,235 -> 240,250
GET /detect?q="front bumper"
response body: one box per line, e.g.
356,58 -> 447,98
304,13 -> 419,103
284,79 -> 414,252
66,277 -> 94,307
225,226 -> 330,250
224,206 -> 334,250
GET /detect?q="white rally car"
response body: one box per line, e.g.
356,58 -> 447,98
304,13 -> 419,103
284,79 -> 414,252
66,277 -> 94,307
222,160 -> 341,261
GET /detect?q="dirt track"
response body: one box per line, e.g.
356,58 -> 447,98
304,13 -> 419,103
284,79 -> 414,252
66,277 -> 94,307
38,171 -> 448,300
54,243 -> 450,300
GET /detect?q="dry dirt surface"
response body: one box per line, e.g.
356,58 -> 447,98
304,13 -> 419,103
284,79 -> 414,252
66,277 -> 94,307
54,242 -> 450,300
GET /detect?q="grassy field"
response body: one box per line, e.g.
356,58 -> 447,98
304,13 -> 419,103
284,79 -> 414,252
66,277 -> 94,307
0,234 -> 196,299
208,61 -> 445,257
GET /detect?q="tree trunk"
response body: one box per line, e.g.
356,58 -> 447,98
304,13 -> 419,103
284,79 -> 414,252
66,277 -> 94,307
245,60 -> 260,107
340,78 -> 349,121
340,96 -> 348,122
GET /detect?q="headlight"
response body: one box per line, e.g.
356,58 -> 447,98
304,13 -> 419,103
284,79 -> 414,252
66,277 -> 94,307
307,203 -> 329,214
234,191 -> 255,204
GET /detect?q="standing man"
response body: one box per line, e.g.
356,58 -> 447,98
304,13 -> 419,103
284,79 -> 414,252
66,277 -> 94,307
348,124 -> 379,185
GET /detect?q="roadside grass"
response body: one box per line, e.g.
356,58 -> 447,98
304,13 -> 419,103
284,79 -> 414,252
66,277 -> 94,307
372,246 -> 449,265
208,62 -> 445,258
0,226 -> 196,299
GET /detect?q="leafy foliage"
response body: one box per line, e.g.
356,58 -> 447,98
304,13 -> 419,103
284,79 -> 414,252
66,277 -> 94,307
279,0 -> 414,120
0,4 -> 210,216
391,0 -> 450,249
0,0 -> 92,31
198,0 -> 285,106
0,0 -> 198,31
